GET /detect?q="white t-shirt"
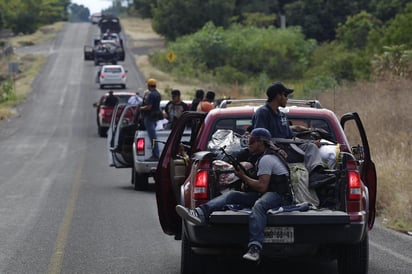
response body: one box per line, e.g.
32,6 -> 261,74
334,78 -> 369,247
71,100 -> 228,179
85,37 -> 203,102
257,154 -> 289,176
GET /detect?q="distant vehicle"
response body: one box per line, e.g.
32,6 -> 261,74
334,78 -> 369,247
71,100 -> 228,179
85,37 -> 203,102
98,14 -> 121,34
101,32 -> 123,48
97,64 -> 127,89
93,91 -> 135,137
84,40 -> 125,66
90,12 -> 102,24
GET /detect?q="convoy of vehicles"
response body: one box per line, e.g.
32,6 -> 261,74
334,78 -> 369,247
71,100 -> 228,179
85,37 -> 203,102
154,99 -> 376,274
84,14 -> 125,66
85,17 -> 378,274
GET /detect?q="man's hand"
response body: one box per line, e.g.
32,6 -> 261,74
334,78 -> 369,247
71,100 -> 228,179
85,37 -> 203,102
313,139 -> 321,148
278,149 -> 288,159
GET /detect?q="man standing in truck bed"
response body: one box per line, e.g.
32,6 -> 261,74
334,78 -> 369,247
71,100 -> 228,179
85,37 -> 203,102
176,128 -> 293,262
139,78 -> 162,161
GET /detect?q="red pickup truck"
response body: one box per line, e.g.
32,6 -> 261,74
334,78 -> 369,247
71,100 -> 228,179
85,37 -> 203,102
92,91 -> 135,137
155,99 -> 377,274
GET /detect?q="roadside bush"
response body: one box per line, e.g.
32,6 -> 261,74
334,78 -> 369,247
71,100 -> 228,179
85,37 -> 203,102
151,22 -> 316,83
305,42 -> 372,87
0,80 -> 15,103
214,65 -> 248,84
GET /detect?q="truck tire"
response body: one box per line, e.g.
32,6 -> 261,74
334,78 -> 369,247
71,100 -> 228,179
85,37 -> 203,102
181,229 -> 200,274
338,232 -> 369,274
98,126 -> 107,137
133,170 -> 149,191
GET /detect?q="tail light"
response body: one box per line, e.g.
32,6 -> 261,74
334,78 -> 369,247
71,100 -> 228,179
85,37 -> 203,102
135,138 -> 145,156
346,159 -> 362,201
121,72 -> 126,78
348,171 -> 362,200
100,73 -> 105,78
101,107 -> 112,117
194,170 -> 208,200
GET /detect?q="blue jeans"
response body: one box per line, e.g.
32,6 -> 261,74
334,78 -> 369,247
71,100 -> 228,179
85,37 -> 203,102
199,191 -> 291,249
144,116 -> 159,158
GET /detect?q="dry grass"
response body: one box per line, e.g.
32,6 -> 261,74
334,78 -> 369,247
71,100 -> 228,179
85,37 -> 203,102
8,22 -> 65,48
318,79 -> 412,231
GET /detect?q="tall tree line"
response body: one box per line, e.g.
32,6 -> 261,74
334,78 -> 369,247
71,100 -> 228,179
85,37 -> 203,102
131,0 -> 410,42
0,0 -> 71,34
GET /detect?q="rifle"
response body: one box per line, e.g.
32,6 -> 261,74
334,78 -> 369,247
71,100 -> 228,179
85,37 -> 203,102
219,146 -> 249,176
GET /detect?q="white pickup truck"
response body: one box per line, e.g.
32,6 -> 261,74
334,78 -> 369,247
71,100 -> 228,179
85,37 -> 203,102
107,101 -> 190,190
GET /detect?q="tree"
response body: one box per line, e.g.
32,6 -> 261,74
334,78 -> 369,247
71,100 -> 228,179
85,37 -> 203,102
379,3 -> 412,48
284,0 -> 370,42
151,0 -> 236,41
69,3 -> 90,22
132,0 -> 155,18
369,0 -> 411,22
336,11 -> 382,50
2,0 -> 69,34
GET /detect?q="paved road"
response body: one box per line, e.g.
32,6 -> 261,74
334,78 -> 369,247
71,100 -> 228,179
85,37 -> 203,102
0,22 -> 410,274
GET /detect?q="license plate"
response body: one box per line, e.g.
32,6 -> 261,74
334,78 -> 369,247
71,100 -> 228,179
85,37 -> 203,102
264,227 -> 294,243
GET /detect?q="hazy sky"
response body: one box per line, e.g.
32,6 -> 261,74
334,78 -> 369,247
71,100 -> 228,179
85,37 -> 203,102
72,0 -> 112,14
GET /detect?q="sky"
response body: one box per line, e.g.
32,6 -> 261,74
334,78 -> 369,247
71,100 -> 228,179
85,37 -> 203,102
72,0 -> 113,14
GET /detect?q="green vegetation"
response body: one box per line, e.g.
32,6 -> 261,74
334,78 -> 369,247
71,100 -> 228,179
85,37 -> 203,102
151,23 -> 316,90
146,2 -> 412,97
0,0 -> 70,34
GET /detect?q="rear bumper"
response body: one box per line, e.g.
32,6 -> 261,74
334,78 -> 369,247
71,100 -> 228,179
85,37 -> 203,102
184,210 -> 366,247
99,79 -> 126,85
134,161 -> 158,175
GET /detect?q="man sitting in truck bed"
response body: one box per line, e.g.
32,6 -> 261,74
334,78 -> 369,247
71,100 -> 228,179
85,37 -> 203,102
176,128 -> 293,262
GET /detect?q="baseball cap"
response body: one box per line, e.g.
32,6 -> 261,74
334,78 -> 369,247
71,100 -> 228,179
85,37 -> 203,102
266,82 -> 294,100
147,78 -> 157,86
250,128 -> 272,144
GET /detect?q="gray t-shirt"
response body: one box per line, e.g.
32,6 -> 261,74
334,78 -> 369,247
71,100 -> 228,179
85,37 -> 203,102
257,154 -> 289,176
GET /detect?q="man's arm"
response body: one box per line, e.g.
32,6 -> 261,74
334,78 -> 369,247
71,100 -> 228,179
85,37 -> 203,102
235,169 -> 270,193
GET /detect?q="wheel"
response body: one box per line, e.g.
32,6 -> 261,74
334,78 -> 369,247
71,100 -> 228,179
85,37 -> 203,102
98,126 -> 108,137
181,229 -> 200,274
122,84 -> 126,89
100,84 -> 104,89
133,171 -> 149,191
131,167 -> 135,185
338,231 -> 369,274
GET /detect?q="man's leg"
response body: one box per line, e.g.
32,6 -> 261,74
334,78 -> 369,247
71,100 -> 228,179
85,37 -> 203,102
244,192 -> 282,261
176,191 -> 259,225
299,143 -> 336,188
144,117 -> 159,159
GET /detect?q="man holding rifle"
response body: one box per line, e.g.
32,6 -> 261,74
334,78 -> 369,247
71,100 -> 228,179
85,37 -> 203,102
176,128 -> 293,262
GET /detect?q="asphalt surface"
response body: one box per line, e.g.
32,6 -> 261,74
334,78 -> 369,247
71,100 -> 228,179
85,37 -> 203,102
0,22 -> 410,274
